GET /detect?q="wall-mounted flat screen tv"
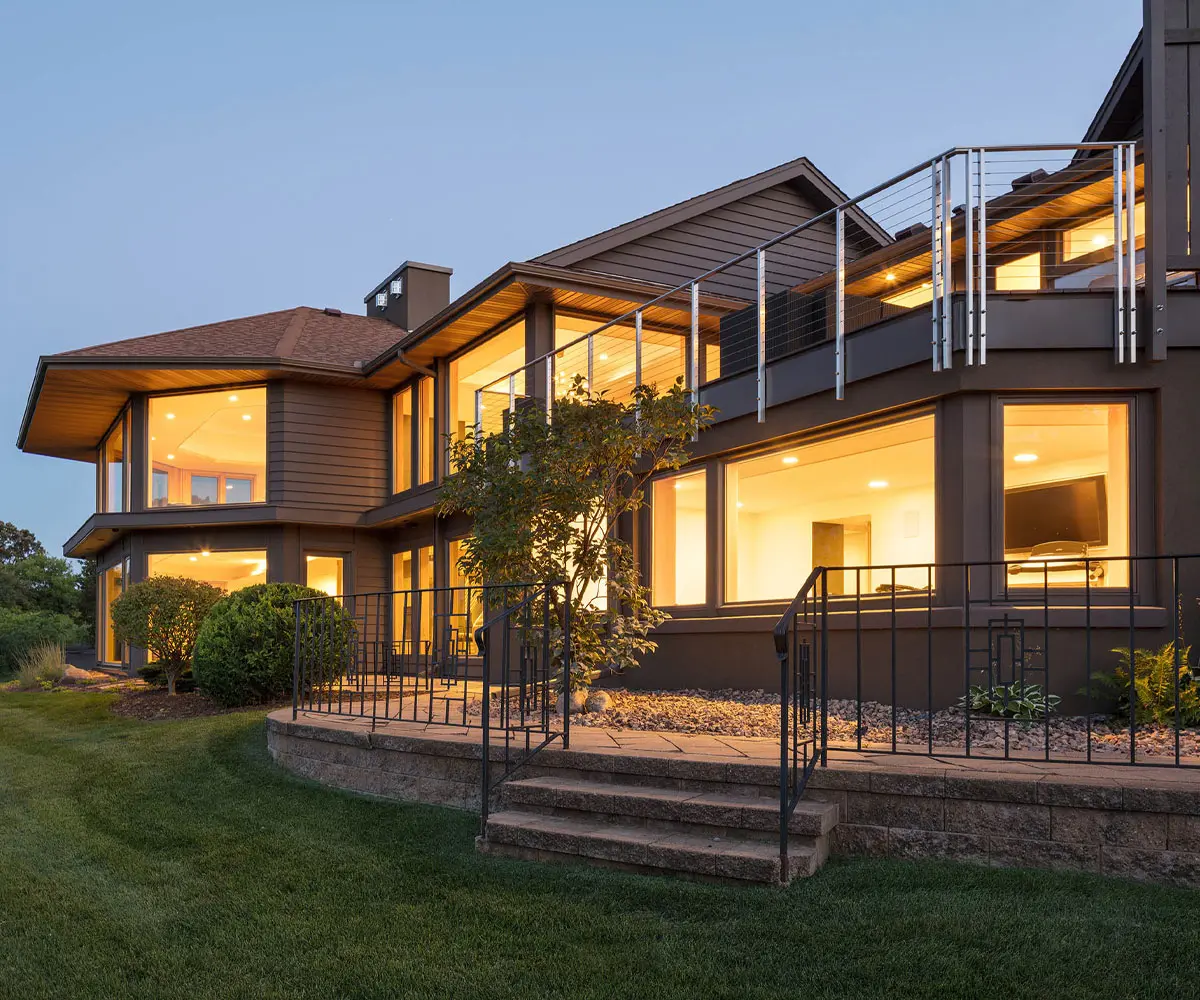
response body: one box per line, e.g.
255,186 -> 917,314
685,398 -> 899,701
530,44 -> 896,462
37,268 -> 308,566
1004,474 -> 1108,551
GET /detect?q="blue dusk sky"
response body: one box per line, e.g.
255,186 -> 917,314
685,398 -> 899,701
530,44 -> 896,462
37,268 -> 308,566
0,0 -> 1141,554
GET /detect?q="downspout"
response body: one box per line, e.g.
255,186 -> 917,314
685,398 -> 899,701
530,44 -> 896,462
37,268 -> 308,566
396,350 -> 435,378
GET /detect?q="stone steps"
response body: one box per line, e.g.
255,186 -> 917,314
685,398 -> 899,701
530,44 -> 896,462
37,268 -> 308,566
479,775 -> 838,884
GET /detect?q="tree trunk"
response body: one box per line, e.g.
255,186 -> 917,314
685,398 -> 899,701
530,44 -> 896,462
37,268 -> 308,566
166,671 -> 176,696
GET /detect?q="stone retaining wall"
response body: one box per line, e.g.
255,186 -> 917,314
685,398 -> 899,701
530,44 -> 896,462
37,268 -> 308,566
267,714 -> 1200,888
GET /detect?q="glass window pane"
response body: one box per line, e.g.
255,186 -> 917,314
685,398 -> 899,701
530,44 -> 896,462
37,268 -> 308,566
393,386 -> 413,493
418,545 -> 434,651
102,416 -> 126,512
224,477 -> 252,503
725,415 -> 936,601
101,563 -> 125,664
652,469 -> 707,606
305,554 -> 343,599
448,539 -> 484,647
1003,402 -> 1129,588
418,377 -> 435,485
147,550 -> 267,592
447,321 -> 526,454
148,387 -> 266,507
190,475 -> 219,505
392,551 -> 415,651
995,252 -> 1042,291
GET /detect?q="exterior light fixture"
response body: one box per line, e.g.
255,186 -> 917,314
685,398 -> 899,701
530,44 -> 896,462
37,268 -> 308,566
1014,453 -> 1038,463
868,480 -> 889,489
782,456 -> 799,465
375,292 -> 388,309
390,278 -> 403,296
885,272 -> 897,282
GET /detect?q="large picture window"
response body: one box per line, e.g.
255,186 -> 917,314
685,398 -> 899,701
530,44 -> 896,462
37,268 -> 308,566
148,388 -> 266,507
305,554 -> 344,599
100,560 -> 128,665
1002,402 -> 1130,588
147,550 -> 267,592
393,385 -> 413,493
651,469 -> 707,607
392,546 -> 434,653
418,377 -> 435,485
725,415 -> 936,602
448,321 -> 525,453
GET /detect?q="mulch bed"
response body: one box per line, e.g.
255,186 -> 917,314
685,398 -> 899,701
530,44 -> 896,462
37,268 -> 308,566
108,690 -> 285,721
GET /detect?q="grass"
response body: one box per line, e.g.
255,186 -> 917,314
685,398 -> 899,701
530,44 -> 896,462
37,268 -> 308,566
0,693 -> 1197,1000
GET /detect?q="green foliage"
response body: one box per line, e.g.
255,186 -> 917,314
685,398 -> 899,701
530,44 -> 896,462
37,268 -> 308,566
14,642 -> 67,691
136,661 -> 197,693
1090,642 -> 1200,726
959,681 -> 1060,721
0,607 -> 85,677
440,378 -> 714,690
193,583 -> 352,707
0,521 -> 43,563
0,553 -> 85,617
111,576 -> 224,695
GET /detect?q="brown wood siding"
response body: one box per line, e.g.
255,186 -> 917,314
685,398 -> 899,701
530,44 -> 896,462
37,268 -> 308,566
565,185 -> 839,300
269,381 -> 389,514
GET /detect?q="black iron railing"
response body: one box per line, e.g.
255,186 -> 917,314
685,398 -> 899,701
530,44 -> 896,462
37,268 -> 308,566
775,555 -> 1200,871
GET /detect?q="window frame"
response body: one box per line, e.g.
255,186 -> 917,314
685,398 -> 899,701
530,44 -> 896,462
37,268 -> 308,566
445,315 -> 527,461
991,393 -> 1137,598
303,549 -> 350,602
391,383 -> 415,495
143,383 -> 268,510
97,555 -> 131,667
647,466 -> 709,610
97,407 -> 130,514
717,406 -> 938,610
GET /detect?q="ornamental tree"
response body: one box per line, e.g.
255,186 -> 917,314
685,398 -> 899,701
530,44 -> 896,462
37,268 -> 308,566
440,377 -> 713,691
110,576 -> 224,695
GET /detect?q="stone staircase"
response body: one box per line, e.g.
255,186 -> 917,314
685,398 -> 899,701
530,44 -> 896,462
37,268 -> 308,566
477,772 -> 839,884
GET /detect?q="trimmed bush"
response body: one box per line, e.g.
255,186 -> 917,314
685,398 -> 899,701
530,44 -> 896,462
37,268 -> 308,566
193,583 -> 350,707
110,576 -> 224,695
0,608 -> 85,677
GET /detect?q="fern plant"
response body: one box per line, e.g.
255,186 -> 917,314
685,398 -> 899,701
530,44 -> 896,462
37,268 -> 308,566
1091,642 -> 1200,726
959,681 -> 1060,721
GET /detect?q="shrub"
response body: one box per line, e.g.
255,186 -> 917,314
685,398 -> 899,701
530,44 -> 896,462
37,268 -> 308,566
959,681 -> 1060,721
111,576 -> 224,695
193,583 -> 352,707
14,642 -> 67,691
136,661 -> 197,693
0,608 -> 85,677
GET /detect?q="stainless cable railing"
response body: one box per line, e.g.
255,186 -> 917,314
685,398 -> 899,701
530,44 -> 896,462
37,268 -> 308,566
474,142 -> 1141,438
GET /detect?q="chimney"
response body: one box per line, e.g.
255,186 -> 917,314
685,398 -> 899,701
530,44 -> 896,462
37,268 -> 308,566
365,261 -> 453,331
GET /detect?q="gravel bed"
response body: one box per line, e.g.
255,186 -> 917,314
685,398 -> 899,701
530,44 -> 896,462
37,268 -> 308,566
573,688 -> 1200,760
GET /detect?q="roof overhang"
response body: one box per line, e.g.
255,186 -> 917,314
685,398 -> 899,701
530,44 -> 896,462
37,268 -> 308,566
18,355 -> 414,462
363,261 -> 749,375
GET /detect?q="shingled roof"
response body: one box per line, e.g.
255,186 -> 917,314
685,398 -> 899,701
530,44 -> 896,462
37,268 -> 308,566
54,306 -> 405,369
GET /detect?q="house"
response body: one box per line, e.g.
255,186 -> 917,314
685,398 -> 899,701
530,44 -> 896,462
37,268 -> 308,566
16,4 -> 1200,704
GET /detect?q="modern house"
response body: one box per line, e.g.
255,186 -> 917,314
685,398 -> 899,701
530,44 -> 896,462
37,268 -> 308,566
16,8 -> 1200,703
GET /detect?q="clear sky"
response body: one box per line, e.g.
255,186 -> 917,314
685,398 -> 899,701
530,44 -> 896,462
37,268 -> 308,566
0,0 -> 1142,554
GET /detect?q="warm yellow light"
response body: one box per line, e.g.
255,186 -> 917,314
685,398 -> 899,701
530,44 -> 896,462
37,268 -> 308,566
242,414 -> 252,421
885,272 -> 897,282
599,353 -> 609,361
782,456 -> 799,465
306,555 -> 316,562
228,394 -> 239,402
166,453 -> 175,460
150,436 -> 156,441
1013,452 -> 1038,463
868,480 -> 889,489
736,501 -> 745,509
188,556 -> 198,562
165,413 -> 175,420
200,550 -> 211,557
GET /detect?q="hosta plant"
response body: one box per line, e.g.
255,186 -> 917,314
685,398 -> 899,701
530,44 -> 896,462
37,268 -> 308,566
959,681 -> 1060,721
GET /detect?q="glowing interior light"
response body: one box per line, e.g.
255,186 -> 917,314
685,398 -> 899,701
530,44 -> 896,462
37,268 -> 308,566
200,550 -> 211,557
782,456 -> 799,465
188,556 -> 198,562
242,414 -> 252,421
885,272 -> 897,282
166,454 -> 175,460
736,501 -> 745,508
228,394 -> 239,402
868,480 -> 889,489
599,353 -> 609,361
165,413 -> 175,420
1013,452 -> 1039,463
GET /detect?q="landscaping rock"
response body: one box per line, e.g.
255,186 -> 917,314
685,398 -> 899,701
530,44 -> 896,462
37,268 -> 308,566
584,690 -> 612,713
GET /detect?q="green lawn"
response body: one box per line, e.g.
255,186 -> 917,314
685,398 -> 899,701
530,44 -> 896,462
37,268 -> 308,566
1,693 -> 1198,1000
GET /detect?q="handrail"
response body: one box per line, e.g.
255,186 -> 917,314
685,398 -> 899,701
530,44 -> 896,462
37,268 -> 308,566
773,566 -> 825,656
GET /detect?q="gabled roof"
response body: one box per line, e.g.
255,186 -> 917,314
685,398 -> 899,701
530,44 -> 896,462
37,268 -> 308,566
1083,32 -> 1144,143
54,306 -> 405,370
534,155 -> 891,269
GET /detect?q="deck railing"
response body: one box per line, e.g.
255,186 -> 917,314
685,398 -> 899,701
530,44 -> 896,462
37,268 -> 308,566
475,142 -> 1141,437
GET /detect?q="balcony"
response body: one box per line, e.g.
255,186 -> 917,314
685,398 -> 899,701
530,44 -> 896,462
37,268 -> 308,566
475,143 -> 1146,435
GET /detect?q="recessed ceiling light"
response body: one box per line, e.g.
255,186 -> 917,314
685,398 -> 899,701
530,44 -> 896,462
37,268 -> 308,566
150,436 -> 156,441
188,556 -> 198,562
242,414 -> 252,421
782,456 -> 799,465
1014,452 -> 1039,463
736,501 -> 745,509
599,353 -> 608,361
868,480 -> 889,489
228,394 -> 239,402
885,272 -> 897,282
165,413 -> 175,420
200,550 -> 210,557
166,454 -> 175,460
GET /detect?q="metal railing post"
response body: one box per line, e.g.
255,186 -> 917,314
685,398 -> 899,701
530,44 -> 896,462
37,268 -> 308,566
292,601 -> 301,721
1127,140 -> 1138,362
479,625 -> 491,833
931,159 -> 942,371
835,207 -> 845,400
473,388 -> 483,446
756,248 -> 766,422
1114,143 -> 1126,364
508,373 -> 516,425
964,150 -> 975,366
545,351 -> 554,423
689,282 -> 699,399
634,308 -> 643,389
587,333 -> 594,391
940,155 -> 952,371
779,634 -> 790,878
561,582 -> 571,750
978,148 -> 988,364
